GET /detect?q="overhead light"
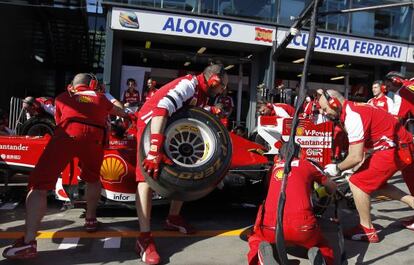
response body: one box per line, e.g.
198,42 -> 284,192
142,57 -> 147,63
34,55 -> 44,63
336,64 -> 345,68
224,65 -> 234,70
145,41 -> 151,49
330,75 -> 345,80
292,58 -> 304,64
184,61 -> 191,66
246,54 -> 253,59
197,47 -> 206,54
297,73 -> 303,77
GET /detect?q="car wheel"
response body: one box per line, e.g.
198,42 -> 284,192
20,115 -> 55,136
139,107 -> 232,201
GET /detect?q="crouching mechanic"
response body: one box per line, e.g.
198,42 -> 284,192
134,64 -> 228,265
317,89 -> 414,243
247,142 -> 336,265
2,73 -> 128,259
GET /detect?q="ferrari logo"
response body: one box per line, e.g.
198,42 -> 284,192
100,155 -> 127,183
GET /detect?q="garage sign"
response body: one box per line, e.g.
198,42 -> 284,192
111,7 -> 275,46
277,28 -> 408,62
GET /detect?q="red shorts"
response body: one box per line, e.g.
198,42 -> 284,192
28,124 -> 105,190
349,148 -> 401,194
247,206 -> 334,265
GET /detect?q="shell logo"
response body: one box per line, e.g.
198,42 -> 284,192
274,169 -> 284,180
296,127 -> 304,136
100,154 -> 128,183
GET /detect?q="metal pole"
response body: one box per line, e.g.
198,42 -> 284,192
319,2 -> 414,16
275,0 -> 320,264
237,63 -> 243,125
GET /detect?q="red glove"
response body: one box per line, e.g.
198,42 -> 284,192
210,106 -> 222,115
142,134 -> 173,179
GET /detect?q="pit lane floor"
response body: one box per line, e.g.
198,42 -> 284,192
1,176 -> 414,265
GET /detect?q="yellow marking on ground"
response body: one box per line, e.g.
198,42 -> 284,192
0,229 -> 249,239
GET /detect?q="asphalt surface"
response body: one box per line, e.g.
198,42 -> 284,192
0,175 -> 414,265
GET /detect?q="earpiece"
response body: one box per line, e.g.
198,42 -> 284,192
207,74 -> 222,89
380,84 -> 387,93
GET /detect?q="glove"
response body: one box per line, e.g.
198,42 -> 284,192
210,106 -> 222,115
324,163 -> 340,177
142,134 -> 173,179
289,27 -> 300,36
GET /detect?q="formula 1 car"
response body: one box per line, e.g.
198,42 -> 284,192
0,107 -> 269,203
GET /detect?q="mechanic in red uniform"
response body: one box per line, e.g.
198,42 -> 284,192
134,64 -> 228,265
247,142 -> 336,265
2,73 -> 128,260
123,78 -> 140,107
214,88 -> 234,127
317,89 -> 414,243
257,101 -> 295,117
384,71 -> 414,229
144,77 -> 158,102
367,80 -> 394,112
22,96 -> 55,119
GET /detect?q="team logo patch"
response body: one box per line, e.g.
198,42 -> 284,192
77,95 -> 94,103
100,155 -> 128,183
255,27 -> 273,43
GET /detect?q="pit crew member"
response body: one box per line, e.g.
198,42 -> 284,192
2,73 -> 128,260
317,89 -> 414,243
123,78 -> 140,107
257,101 -> 295,118
367,80 -> 393,112
134,64 -> 228,265
247,142 -> 336,265
144,78 -> 158,102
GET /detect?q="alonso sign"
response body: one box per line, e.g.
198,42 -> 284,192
111,7 -> 275,46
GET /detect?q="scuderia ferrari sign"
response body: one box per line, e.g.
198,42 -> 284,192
111,7 -> 275,46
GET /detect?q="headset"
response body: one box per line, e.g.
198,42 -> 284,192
385,71 -> 405,87
207,65 -> 226,89
322,89 -> 341,111
374,80 -> 387,93
68,73 -> 99,94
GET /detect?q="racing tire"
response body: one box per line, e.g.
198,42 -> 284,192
139,107 -> 232,201
20,115 -> 55,136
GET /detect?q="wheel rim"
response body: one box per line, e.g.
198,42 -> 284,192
162,118 -> 216,168
27,124 -> 54,136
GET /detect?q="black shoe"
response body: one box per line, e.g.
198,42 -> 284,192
307,247 -> 327,265
258,241 -> 279,265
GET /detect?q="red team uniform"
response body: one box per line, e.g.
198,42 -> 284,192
247,158 -> 334,265
134,74 -> 209,181
367,94 -> 394,112
28,90 -> 113,190
339,101 -> 413,194
123,89 -> 140,105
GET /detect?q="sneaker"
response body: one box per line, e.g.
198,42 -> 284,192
344,224 -> 379,243
2,237 -> 37,259
164,215 -> 196,234
135,236 -> 161,265
258,241 -> 278,265
84,218 -> 99,233
400,216 -> 414,231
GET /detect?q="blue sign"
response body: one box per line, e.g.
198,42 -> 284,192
162,17 -> 233,38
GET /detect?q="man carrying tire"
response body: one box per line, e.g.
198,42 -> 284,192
134,64 -> 228,265
247,142 -> 336,265
2,73 -> 128,260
